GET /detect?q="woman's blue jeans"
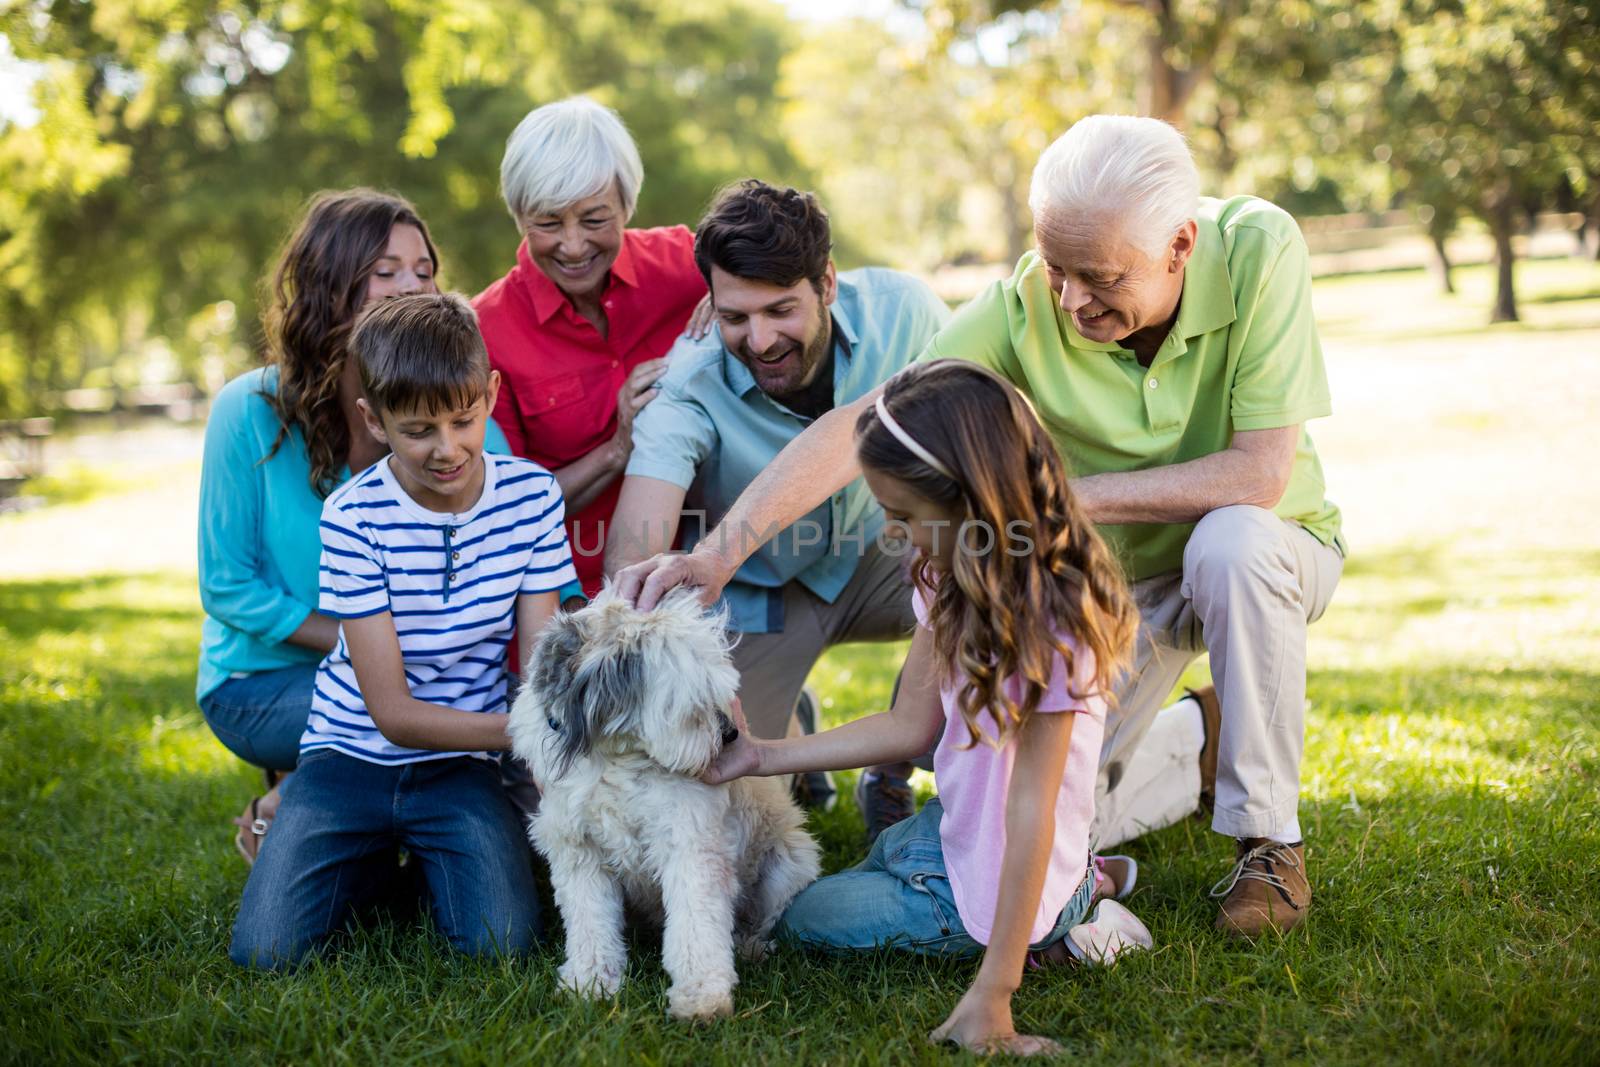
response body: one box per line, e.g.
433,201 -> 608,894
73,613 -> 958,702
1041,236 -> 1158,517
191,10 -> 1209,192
229,749 -> 541,970
777,797 -> 1095,957
199,663 -> 316,773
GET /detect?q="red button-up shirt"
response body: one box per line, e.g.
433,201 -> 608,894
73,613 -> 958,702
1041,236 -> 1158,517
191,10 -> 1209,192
474,226 -> 705,594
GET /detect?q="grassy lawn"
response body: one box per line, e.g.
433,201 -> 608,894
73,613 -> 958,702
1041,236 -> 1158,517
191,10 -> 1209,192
3,260 -> 1598,1064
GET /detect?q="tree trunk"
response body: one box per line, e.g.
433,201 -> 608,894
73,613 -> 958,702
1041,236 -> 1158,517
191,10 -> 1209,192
1486,191 -> 1519,324
1139,0 -> 1191,126
994,153 -> 1032,265
1428,229 -> 1455,295
1590,193 -> 1600,261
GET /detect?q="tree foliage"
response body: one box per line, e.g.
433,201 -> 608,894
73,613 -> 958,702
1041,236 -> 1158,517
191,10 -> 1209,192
0,0 -> 804,416
2,0 -> 1596,411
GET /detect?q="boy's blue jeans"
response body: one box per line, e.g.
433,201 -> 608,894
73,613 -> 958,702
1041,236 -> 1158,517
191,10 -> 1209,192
200,664 -> 316,772
229,750 -> 541,970
777,797 -> 1095,957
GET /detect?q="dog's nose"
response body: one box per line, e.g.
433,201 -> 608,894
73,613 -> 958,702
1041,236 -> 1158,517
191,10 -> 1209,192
717,712 -> 738,747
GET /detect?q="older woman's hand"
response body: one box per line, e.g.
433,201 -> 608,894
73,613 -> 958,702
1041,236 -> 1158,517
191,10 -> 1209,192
608,357 -> 669,463
685,293 -> 716,340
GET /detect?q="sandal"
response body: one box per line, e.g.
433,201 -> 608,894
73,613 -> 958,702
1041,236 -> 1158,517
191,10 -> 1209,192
232,796 -> 271,866
1093,853 -> 1139,901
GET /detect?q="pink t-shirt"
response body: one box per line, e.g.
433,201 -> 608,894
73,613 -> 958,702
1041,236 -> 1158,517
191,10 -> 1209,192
916,588 -> 1106,945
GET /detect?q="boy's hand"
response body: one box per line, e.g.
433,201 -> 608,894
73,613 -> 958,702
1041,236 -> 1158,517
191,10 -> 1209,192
701,697 -> 763,784
929,983 -> 1061,1057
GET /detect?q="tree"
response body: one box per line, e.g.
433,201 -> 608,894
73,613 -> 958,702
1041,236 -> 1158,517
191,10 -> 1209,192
0,0 -> 805,416
1318,0 -> 1599,322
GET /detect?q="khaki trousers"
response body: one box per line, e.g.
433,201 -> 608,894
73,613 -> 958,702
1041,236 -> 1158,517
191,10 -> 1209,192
1093,505 -> 1344,847
732,544 -> 917,739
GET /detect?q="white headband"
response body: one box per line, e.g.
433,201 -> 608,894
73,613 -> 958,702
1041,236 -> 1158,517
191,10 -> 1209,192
874,394 -> 955,479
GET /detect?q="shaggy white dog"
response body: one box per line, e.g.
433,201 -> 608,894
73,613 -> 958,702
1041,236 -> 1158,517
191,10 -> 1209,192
508,587 -> 820,1020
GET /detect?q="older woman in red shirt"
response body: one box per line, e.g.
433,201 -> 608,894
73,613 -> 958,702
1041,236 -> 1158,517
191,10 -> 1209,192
475,96 -> 706,594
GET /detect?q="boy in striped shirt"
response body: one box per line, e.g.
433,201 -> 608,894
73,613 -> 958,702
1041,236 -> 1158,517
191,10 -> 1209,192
231,292 -> 575,970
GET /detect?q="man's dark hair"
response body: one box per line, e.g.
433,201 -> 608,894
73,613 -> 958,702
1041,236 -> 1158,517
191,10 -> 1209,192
694,179 -> 832,292
351,292 -> 490,416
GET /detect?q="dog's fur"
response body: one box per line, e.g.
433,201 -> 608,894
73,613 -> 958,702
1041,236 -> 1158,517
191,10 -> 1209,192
508,587 -> 820,1020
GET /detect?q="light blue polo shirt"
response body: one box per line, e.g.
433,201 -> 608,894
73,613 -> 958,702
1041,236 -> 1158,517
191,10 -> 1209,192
625,267 -> 950,633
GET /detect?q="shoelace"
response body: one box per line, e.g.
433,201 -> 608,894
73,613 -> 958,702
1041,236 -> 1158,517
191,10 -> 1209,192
1208,840 -> 1302,900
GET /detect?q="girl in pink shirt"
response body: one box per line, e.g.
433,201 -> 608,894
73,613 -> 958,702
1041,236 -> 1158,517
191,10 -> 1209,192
707,359 -> 1145,1056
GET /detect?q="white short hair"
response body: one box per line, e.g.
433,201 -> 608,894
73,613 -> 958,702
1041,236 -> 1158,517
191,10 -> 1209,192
500,96 -> 644,223
1028,115 -> 1200,255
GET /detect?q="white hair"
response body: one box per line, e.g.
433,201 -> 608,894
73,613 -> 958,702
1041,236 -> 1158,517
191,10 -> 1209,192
1028,115 -> 1200,256
500,96 -> 644,224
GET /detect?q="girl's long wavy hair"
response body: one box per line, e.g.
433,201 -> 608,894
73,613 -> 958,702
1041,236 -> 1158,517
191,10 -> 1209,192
260,188 -> 440,496
855,360 -> 1138,749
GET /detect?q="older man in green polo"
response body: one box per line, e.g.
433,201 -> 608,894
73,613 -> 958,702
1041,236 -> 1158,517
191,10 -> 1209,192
618,115 -> 1344,939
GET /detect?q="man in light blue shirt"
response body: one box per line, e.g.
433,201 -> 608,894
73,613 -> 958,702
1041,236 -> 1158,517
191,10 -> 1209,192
605,181 -> 948,833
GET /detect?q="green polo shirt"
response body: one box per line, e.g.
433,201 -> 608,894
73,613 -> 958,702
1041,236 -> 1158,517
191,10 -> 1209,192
920,194 -> 1342,581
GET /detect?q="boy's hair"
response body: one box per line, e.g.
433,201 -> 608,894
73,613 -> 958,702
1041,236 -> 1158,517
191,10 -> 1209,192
693,179 -> 831,293
351,292 -> 491,416
855,360 -> 1139,750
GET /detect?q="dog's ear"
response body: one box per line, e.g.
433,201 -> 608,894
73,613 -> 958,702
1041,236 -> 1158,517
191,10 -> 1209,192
579,646 -> 647,746
526,612 -> 595,774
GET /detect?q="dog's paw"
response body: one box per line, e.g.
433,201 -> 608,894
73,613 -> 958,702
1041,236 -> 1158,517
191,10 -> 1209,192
667,983 -> 735,1022
558,957 -> 623,1000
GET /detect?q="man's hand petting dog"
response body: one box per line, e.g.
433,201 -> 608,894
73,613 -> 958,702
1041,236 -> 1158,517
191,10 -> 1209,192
701,697 -> 764,784
614,547 -> 735,612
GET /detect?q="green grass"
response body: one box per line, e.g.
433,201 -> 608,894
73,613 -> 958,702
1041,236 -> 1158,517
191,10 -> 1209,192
2,563 -> 1596,1065
3,261 -> 1598,1062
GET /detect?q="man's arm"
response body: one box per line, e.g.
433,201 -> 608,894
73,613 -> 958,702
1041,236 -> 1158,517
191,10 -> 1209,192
342,611 -> 513,752
603,475 -> 690,577
618,385 -> 883,610
1071,424 -> 1298,525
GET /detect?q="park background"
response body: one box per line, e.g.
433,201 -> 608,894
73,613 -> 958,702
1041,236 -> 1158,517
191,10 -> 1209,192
1,0 -> 1597,1063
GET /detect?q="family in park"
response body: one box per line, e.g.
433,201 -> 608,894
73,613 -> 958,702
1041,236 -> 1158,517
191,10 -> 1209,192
195,95 -> 1342,1055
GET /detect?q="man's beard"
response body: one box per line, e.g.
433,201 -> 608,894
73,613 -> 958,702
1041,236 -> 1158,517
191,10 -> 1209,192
744,303 -> 831,403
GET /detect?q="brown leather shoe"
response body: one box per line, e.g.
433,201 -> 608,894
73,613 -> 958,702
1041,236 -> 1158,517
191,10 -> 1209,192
1188,685 -> 1221,812
1211,838 -> 1310,937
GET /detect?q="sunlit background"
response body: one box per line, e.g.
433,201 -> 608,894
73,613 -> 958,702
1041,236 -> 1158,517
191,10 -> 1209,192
1,0 -> 1595,418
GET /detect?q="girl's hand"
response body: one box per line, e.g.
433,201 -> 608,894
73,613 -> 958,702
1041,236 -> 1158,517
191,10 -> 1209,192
702,697 -> 763,784
929,983 -> 1061,1057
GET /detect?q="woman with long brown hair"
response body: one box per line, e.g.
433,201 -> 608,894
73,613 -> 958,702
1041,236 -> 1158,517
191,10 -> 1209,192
705,360 -> 1148,1056
196,188 -> 512,862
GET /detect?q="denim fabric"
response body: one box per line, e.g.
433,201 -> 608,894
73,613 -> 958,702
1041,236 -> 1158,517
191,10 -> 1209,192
199,662 -> 317,772
776,797 -> 1095,957
229,750 -> 540,970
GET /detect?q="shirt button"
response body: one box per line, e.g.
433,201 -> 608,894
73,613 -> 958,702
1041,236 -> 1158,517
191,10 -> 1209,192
610,360 -> 618,369
548,398 -> 556,407
452,550 -> 460,560
449,573 -> 458,582
1148,378 -> 1159,389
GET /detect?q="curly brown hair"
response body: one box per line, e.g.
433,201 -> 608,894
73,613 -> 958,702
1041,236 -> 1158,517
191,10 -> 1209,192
260,188 -> 440,496
855,360 -> 1138,749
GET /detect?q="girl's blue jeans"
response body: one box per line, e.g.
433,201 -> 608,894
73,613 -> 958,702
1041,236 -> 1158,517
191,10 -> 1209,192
199,663 -> 316,772
777,797 -> 1095,957
229,749 -> 541,970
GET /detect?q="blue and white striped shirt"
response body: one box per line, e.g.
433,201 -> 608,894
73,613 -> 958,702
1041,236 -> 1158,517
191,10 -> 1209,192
303,452 -> 577,765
